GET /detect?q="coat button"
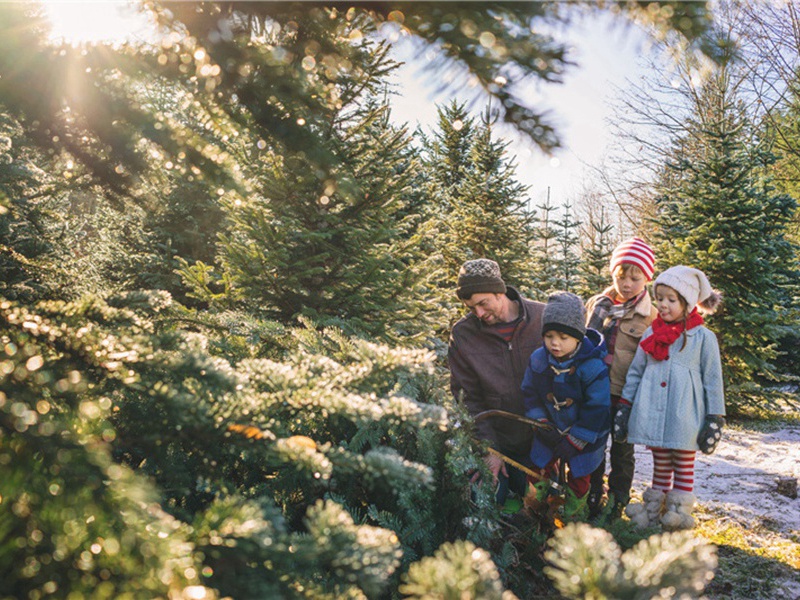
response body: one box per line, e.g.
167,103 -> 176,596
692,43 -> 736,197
660,381 -> 667,387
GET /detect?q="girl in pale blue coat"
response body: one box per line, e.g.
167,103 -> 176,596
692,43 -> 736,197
615,266 -> 725,530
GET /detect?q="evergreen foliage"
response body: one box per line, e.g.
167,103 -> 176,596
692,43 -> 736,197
762,77 -> 800,384
0,2 -> 761,598
652,69 -> 800,407
551,200 -> 582,293
400,540 -> 513,600
0,294 -> 214,598
182,56 -> 428,341
544,523 -> 717,599
0,111 -> 63,303
528,189 -> 561,298
578,205 -> 615,300
417,102 -> 537,333
1,291 -> 505,598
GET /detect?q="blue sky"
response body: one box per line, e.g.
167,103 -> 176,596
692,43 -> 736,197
386,11 -> 652,209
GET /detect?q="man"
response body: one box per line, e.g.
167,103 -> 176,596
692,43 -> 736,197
448,258 -> 545,505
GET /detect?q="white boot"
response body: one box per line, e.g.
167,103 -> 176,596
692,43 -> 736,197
625,487 -> 666,528
661,490 -> 697,531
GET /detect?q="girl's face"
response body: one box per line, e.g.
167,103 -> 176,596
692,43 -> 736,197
655,285 -> 687,323
612,265 -> 647,302
544,330 -> 580,359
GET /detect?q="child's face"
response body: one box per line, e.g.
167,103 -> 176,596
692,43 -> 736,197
544,330 -> 580,359
612,265 -> 647,302
655,285 -> 687,323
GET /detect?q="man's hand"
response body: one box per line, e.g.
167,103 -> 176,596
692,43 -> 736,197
470,452 -> 507,486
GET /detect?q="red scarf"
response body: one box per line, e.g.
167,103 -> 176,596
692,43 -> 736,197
640,310 -> 704,361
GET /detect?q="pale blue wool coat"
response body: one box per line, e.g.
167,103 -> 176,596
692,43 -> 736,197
622,325 -> 725,450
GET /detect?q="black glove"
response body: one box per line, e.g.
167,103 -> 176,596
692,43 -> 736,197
613,403 -> 631,443
536,421 -> 563,448
553,436 -> 582,461
698,415 -> 725,454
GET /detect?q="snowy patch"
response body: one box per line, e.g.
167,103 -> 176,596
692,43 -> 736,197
630,426 -> 800,535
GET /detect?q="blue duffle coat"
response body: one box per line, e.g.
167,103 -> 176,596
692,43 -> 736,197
621,324 -> 725,450
521,329 -> 611,477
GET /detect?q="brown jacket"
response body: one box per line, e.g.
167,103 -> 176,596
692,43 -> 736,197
448,287 -> 545,455
586,287 -> 657,396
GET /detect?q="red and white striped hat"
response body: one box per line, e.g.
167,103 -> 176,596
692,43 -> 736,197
610,237 -> 655,280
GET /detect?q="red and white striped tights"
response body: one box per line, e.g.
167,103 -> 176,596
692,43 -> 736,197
649,447 -> 696,492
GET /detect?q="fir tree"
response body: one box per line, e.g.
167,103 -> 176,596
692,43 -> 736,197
417,102 -> 537,334
415,100 -> 478,296
181,40 -> 428,342
578,203 -> 616,300
0,111 -> 55,303
462,106 -> 537,287
652,69 -> 800,407
551,201 -> 582,293
1,290 -> 505,599
529,188 -> 560,297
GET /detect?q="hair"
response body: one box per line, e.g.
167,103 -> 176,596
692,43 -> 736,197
613,263 -> 646,278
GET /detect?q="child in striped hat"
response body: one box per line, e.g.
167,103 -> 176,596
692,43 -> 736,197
584,237 -> 658,521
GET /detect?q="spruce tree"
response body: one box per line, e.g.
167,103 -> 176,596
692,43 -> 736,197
653,69 -> 799,407
578,203 -> 615,300
181,40 -> 428,342
529,188 -> 560,297
461,106 -> 537,287
544,523 -> 717,599
764,87 -> 800,381
0,111 -> 55,302
551,201 -> 582,293
415,101 -> 477,290
417,102 -> 537,333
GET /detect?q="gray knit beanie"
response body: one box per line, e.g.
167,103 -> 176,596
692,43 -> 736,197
456,259 -> 506,300
542,291 -> 587,340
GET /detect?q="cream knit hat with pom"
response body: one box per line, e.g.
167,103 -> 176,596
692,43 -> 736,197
654,266 -> 721,314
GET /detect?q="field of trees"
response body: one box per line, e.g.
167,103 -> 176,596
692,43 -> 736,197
1,2 -> 798,598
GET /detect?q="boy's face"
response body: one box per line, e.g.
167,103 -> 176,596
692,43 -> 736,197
543,330 -> 580,359
613,265 -> 647,302
655,285 -> 686,323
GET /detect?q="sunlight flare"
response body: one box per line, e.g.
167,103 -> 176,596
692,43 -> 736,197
43,1 -> 153,44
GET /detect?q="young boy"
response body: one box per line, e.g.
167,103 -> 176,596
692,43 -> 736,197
585,237 -> 657,519
521,292 -> 611,521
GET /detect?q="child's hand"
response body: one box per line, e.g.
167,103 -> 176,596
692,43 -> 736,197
553,436 -> 583,461
536,420 -> 562,447
613,403 -> 631,443
698,415 -> 725,454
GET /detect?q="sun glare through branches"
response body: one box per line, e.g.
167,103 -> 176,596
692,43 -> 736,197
43,1 -> 153,45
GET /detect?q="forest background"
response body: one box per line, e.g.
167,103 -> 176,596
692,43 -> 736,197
1,1 -> 798,599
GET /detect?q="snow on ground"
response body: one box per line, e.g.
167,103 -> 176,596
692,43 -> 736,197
630,425 -> 800,536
